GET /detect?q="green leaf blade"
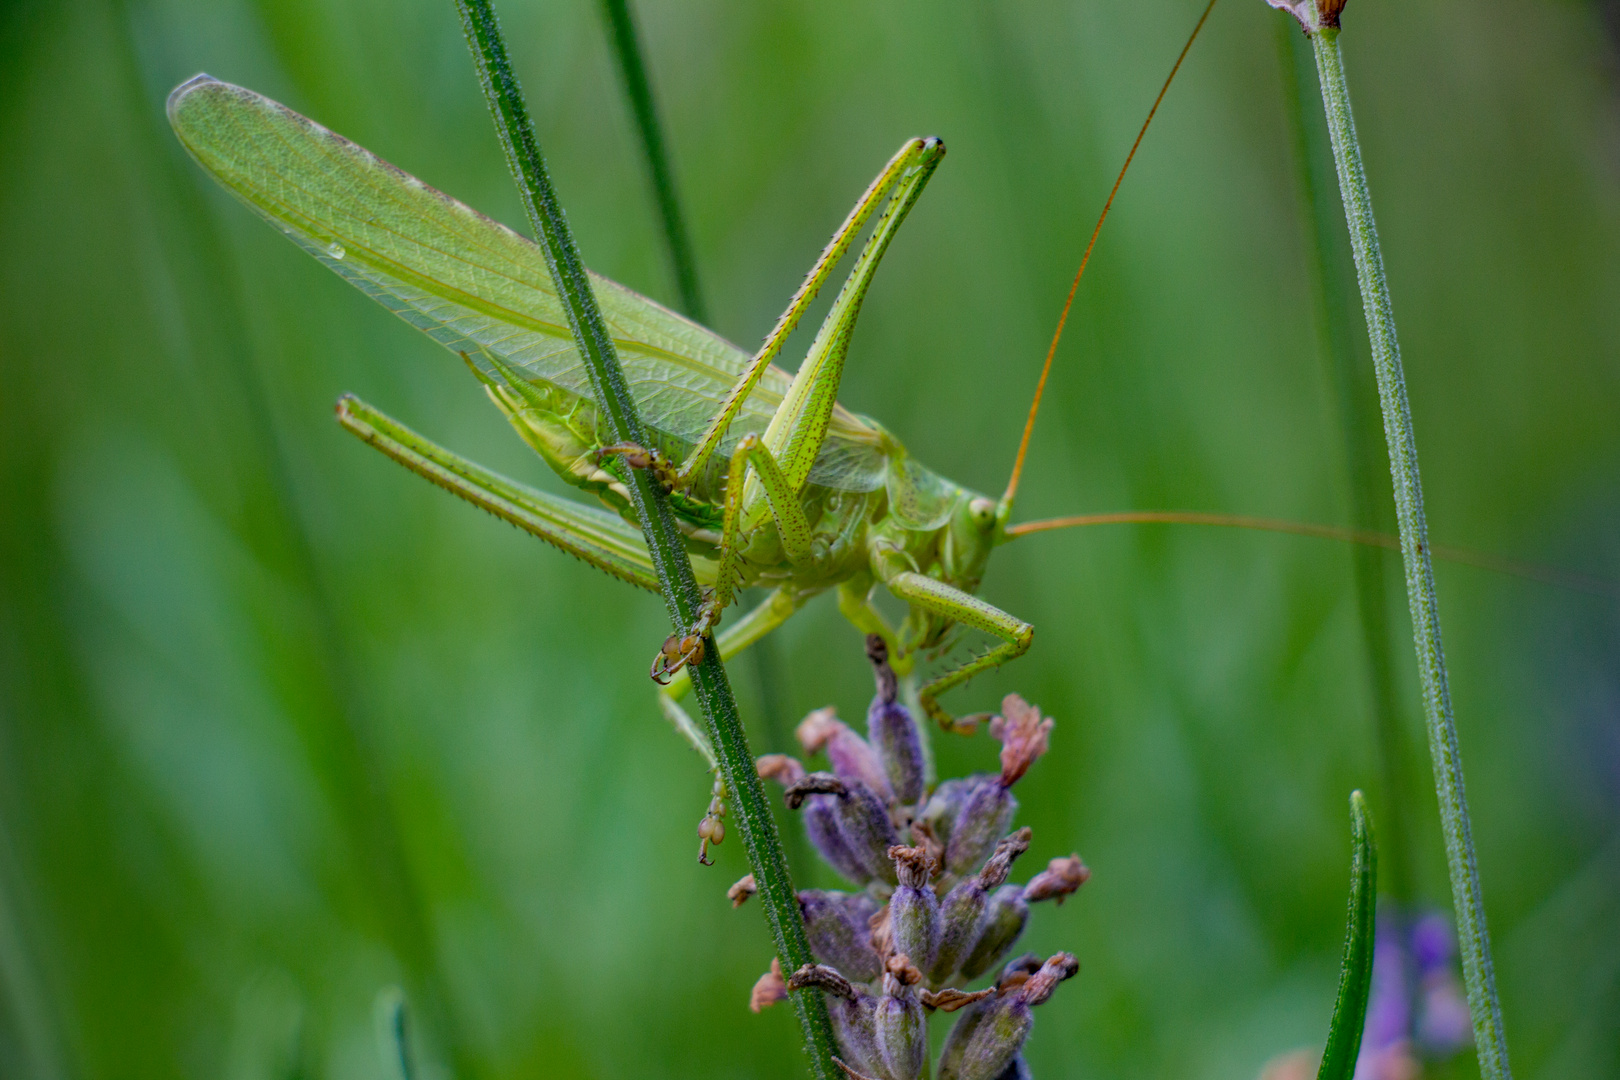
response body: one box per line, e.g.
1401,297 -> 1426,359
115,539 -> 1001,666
1318,790 -> 1378,1080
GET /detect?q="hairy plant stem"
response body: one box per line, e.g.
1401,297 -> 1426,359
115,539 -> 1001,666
598,0 -> 708,324
454,4 -> 837,1076
1307,21 -> 1511,1078
1275,20 -> 1414,907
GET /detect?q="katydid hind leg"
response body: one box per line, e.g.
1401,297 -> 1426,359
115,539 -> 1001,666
336,394 -> 661,592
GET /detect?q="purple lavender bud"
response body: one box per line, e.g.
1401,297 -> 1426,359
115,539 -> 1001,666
875,961 -> 928,1080
888,846 -> 941,972
946,776 -> 1017,877
790,965 -> 882,1079
782,772 -> 889,886
865,635 -> 926,805
960,885 -> 1030,980
800,890 -> 882,984
840,780 -> 902,885
938,954 -> 1078,1080
799,708 -> 893,800
803,794 -> 874,885
921,777 -> 974,850
933,830 -> 1030,982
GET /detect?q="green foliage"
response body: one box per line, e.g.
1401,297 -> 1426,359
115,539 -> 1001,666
1,2 -> 1617,1079
1317,792 -> 1375,1080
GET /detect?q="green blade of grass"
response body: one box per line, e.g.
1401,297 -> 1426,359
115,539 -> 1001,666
598,0 -> 708,324
1317,791 -> 1377,1080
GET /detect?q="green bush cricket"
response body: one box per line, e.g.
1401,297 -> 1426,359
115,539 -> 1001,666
164,1 -> 1589,841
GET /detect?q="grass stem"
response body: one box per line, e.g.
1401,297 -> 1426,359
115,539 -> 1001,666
1305,19 -> 1512,1078
1275,19 -> 1415,906
454,4 -> 837,1076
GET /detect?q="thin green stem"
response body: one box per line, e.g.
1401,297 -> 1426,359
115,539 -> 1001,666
453,4 -> 836,1076
1275,20 -> 1414,906
598,0 -> 708,324
1308,23 -> 1511,1079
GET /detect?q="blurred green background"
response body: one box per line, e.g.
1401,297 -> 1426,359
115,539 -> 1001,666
2,0 -> 1618,1077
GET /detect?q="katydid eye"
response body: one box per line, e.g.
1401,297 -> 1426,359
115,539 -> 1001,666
969,498 -> 996,528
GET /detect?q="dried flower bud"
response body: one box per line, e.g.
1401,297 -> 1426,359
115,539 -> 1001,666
888,846 -> 942,971
990,695 -> 1052,787
800,890 -> 883,983
757,754 -> 807,786
750,957 -> 788,1013
1023,854 -> 1089,904
960,885 -> 1030,980
938,954 -> 1078,1080
876,960 -> 928,1080
728,874 -> 757,908
921,986 -> 996,1013
799,707 -> 893,800
866,636 -> 926,805
932,830 -> 1031,982
1265,0 -> 1345,32
945,776 -> 1017,877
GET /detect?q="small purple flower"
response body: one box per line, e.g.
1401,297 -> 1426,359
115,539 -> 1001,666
1354,907 -> 1474,1080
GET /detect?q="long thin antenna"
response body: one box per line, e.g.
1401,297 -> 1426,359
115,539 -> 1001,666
1004,510 -> 1620,600
1001,0 -> 1219,513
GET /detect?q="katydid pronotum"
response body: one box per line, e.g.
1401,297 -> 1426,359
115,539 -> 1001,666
164,7 -> 1581,857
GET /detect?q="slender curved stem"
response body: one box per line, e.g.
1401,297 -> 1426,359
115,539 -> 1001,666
1308,22 -> 1511,1079
598,0 -> 708,323
454,4 -> 836,1076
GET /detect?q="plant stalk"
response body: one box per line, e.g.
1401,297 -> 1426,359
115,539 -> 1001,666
454,4 -> 837,1076
598,0 -> 708,324
1275,19 -> 1414,907
1306,21 -> 1511,1078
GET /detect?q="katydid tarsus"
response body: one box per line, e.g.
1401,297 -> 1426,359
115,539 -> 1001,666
164,4 -> 1592,842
